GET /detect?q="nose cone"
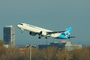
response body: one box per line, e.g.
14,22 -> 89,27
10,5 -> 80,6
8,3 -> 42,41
17,25 -> 19,27
17,25 -> 20,28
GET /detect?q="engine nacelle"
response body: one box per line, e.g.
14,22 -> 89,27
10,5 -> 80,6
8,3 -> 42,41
29,32 -> 36,36
41,31 -> 47,36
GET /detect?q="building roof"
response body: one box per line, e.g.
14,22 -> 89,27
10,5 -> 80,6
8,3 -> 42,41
5,25 -> 13,27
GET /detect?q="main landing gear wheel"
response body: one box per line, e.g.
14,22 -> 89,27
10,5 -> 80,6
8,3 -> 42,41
38,37 -> 41,39
22,31 -> 23,33
45,37 -> 48,39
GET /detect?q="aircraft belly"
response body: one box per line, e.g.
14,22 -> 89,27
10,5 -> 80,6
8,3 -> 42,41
50,33 -> 61,38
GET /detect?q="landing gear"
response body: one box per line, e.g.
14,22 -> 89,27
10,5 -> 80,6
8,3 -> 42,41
38,31 -> 42,39
22,31 -> 23,33
38,31 -> 48,39
21,29 -> 24,33
38,37 -> 41,39
38,36 -> 48,39
45,37 -> 48,39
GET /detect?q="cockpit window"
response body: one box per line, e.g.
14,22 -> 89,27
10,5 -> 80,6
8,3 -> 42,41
20,24 -> 23,25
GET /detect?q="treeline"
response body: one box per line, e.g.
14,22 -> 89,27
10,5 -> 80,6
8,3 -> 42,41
0,40 -> 90,60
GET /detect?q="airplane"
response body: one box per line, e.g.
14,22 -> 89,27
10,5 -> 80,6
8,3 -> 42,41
17,23 -> 75,39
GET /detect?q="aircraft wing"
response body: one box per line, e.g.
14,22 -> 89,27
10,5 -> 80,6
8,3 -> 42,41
47,31 -> 65,34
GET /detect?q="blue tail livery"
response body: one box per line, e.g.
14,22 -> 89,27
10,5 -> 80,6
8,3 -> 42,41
57,27 -> 75,39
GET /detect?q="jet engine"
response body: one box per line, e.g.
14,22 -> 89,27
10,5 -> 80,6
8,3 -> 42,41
29,32 -> 36,36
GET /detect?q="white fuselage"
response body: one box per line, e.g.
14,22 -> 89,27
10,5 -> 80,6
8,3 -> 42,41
17,23 -> 61,38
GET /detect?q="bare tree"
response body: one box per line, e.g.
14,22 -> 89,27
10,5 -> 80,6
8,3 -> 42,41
41,46 -> 57,60
71,46 -> 90,60
57,48 -> 73,60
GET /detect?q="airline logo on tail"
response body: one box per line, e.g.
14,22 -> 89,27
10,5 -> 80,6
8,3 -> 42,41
57,27 -> 75,39
64,27 -> 72,35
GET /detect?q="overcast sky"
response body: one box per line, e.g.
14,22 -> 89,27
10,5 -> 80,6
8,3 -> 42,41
0,0 -> 90,46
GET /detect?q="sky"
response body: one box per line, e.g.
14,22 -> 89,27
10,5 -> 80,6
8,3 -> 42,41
0,0 -> 90,46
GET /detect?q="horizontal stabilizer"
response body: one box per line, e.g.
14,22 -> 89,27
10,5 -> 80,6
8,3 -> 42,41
68,36 -> 75,38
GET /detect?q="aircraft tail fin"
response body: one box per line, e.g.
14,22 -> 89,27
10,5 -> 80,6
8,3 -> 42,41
62,27 -> 72,36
